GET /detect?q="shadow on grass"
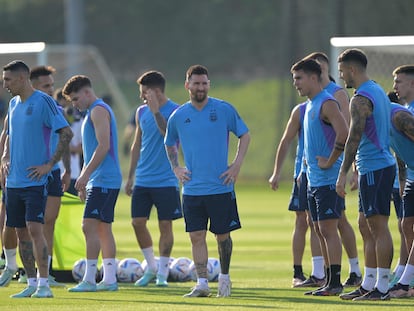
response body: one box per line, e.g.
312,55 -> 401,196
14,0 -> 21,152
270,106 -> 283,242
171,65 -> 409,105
59,284 -> 413,309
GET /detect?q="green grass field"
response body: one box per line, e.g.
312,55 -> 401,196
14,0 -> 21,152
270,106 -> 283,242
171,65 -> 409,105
0,182 -> 412,310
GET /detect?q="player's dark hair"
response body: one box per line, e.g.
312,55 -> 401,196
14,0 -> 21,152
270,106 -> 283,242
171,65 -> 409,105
186,64 -> 209,81
290,58 -> 322,77
29,65 -> 56,81
392,65 -> 414,76
304,52 -> 330,65
387,91 -> 399,103
3,60 -> 30,74
338,48 -> 368,69
137,70 -> 166,92
62,75 -> 92,97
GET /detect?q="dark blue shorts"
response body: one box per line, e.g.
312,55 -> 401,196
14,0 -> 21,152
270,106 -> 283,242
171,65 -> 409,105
308,184 -> 344,222
392,188 -> 403,219
47,169 -> 63,197
358,165 -> 395,217
288,172 -> 308,212
6,186 -> 47,227
183,192 -> 241,234
131,186 -> 182,220
402,179 -> 414,218
84,187 -> 119,223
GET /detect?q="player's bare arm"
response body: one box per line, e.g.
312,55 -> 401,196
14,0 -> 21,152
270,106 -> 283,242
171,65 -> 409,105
394,110 -> 414,141
125,115 -> 142,196
334,88 -> 350,125
396,155 -> 407,189
269,105 -> 301,190
166,144 -> 191,183
336,95 -> 372,197
221,132 -> 250,185
340,95 -> 372,174
147,88 -> 168,135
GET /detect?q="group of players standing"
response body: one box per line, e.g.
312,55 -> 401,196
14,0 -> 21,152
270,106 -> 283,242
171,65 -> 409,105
0,61 -> 250,299
270,48 -> 414,301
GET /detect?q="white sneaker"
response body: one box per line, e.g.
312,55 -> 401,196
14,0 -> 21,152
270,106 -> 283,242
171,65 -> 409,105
217,277 -> 232,297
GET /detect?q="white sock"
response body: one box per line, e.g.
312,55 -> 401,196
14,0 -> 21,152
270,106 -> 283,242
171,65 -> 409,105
83,259 -> 98,284
361,267 -> 376,291
348,257 -> 362,276
4,248 -> 17,270
28,277 -> 37,287
218,273 -> 230,281
311,256 -> 325,279
399,264 -> 414,286
142,247 -> 157,273
38,277 -> 49,287
158,256 -> 170,277
375,267 -> 390,293
197,277 -> 209,289
102,258 -> 117,284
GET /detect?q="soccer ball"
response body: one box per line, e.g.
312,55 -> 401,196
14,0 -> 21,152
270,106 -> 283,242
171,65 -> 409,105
188,258 -> 221,282
72,258 -> 86,282
72,258 -> 109,283
207,257 -> 221,282
169,257 -> 192,282
116,258 -> 144,282
188,261 -> 197,281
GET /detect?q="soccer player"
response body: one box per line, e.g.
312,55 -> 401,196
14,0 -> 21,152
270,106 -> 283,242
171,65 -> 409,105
165,65 -> 250,297
268,101 -> 325,288
386,91 -> 407,289
30,66 -> 71,286
303,52 -> 362,288
291,58 -> 348,296
125,71 -> 182,287
63,75 -> 122,292
1,60 -> 72,298
336,48 -> 396,301
387,65 -> 414,297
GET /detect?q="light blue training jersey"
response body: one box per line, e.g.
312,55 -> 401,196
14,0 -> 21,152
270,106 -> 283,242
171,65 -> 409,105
389,103 -> 414,171
82,99 -> 122,189
165,97 -> 249,195
324,81 -> 342,96
135,99 -> 179,187
354,80 -> 395,174
303,89 -> 342,187
404,100 -> 414,180
7,90 -> 69,188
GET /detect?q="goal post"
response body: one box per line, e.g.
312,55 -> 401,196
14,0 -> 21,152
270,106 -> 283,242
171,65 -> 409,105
330,35 -> 414,92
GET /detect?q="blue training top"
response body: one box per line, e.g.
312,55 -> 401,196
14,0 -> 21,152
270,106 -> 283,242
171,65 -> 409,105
303,89 -> 342,187
135,99 -> 179,187
7,90 -> 69,188
390,103 -> 414,171
402,100 -> 414,181
165,97 -> 249,195
82,99 -> 122,189
354,80 -> 395,174
324,81 -> 343,96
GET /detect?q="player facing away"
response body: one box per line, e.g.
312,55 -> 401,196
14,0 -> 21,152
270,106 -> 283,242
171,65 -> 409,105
1,60 -> 72,298
165,64 -> 250,297
336,48 -> 396,301
125,71 -> 182,287
291,58 -> 348,296
63,75 -> 122,293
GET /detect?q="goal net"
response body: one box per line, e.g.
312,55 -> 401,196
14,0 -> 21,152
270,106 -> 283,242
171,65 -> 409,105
0,42 -> 130,126
330,35 -> 414,93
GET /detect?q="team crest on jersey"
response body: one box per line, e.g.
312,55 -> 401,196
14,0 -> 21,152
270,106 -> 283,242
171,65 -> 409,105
209,109 -> 217,122
26,104 -> 33,115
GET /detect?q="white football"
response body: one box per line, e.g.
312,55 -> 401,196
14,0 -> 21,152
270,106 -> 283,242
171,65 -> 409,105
72,258 -> 87,283
169,257 -> 192,282
207,258 -> 221,282
116,258 -> 144,282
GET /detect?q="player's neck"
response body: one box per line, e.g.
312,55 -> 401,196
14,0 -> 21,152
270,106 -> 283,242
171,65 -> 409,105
19,85 -> 35,102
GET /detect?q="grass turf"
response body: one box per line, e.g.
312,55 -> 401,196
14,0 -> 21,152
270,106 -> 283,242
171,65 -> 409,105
0,182 -> 412,310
